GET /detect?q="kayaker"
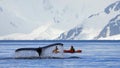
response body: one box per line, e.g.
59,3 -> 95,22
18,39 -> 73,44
52,46 -> 59,53
70,45 -> 75,53
64,45 -> 82,53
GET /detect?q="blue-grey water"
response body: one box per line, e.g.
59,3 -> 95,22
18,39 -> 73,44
0,40 -> 120,68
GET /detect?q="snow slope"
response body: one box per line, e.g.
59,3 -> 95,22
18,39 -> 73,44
0,4 -> 63,40
95,14 -> 120,39
0,0 -> 119,40
99,34 -> 120,40
57,1 -> 120,40
0,23 -> 63,40
56,26 -> 82,40
0,6 -> 30,36
95,1 -> 120,39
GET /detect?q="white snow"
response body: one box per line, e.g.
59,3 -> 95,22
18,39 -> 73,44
0,6 -> 31,36
106,26 -> 110,37
0,23 -> 63,40
80,10 -> 119,40
99,34 -> 120,40
0,0 -> 119,40
57,0 -> 120,40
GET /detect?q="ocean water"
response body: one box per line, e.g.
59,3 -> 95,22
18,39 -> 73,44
0,40 -> 120,68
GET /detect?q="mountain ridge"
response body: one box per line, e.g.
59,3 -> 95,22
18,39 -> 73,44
57,1 -> 120,40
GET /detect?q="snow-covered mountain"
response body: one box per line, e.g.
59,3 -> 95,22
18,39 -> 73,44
95,14 -> 120,39
0,5 -> 63,40
0,0 -> 119,40
57,26 -> 82,40
0,6 -> 30,36
57,1 -> 120,40
0,23 -> 63,40
95,1 -> 120,39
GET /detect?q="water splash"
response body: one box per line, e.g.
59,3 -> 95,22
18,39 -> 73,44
15,50 -> 39,58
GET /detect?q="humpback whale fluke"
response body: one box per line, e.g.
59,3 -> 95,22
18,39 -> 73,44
15,43 -> 64,58
15,48 -> 42,56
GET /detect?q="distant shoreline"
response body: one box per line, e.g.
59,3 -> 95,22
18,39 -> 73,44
0,40 -> 120,42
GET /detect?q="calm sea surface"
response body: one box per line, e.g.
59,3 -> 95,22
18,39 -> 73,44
0,40 -> 120,68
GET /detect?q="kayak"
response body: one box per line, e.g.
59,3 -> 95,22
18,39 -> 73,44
64,50 -> 82,53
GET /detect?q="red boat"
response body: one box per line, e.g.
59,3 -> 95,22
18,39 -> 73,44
64,50 -> 82,53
